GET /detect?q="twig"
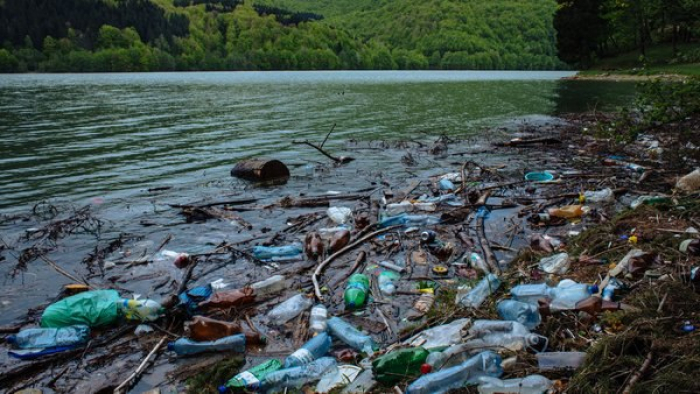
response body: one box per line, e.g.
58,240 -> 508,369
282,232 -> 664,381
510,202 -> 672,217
114,336 -> 167,394
312,226 -> 400,300
320,123 -> 337,149
621,349 -> 654,394
39,255 -> 94,288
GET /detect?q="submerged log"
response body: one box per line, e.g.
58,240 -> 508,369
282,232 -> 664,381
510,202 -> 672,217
231,159 -> 289,181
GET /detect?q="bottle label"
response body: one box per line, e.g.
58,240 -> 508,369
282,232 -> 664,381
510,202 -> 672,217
237,371 -> 260,389
290,348 -> 314,365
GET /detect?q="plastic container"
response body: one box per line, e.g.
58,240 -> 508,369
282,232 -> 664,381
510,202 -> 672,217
328,207 -> 353,225
327,316 -> 376,356
405,351 -> 503,394
344,274 -> 370,309
168,333 -> 246,356
524,172 -> 554,182
477,374 -> 553,394
496,300 -> 541,330
284,332 -> 332,368
309,304 -> 329,334
219,359 -> 283,393
41,289 -> 120,328
378,214 -> 441,228
680,239 -> 700,255
250,275 -> 286,297
251,245 -> 303,261
372,347 -> 429,385
119,298 -> 164,322
268,294 -> 313,325
261,357 -> 338,392
378,270 -> 400,295
538,253 -> 570,274
7,325 -> 90,349
458,274 -> 500,308
535,351 -> 587,371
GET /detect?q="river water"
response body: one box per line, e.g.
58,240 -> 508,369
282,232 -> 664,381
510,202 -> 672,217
0,71 -> 635,210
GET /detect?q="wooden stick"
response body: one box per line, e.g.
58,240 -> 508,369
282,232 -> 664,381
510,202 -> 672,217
293,140 -> 354,164
621,349 -> 654,394
114,336 -> 167,394
312,226 -> 400,300
39,255 -> 94,288
320,123 -> 337,149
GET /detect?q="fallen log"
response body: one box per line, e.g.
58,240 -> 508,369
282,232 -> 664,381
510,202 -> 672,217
494,137 -> 562,147
230,159 -> 290,181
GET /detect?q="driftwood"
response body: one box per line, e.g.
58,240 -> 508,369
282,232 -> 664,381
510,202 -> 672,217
179,206 -> 252,229
114,336 -> 167,394
277,192 -> 371,208
494,137 -> 562,147
231,159 -> 290,181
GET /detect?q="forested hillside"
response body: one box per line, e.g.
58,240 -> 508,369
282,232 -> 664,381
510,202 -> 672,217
0,0 -> 565,72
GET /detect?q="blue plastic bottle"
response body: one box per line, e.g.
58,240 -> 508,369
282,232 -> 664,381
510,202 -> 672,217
7,325 -> 90,349
284,332 -> 332,368
168,333 -> 246,356
251,245 -> 303,261
496,300 -> 542,330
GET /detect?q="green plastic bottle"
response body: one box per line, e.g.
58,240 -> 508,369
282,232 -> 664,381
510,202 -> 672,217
372,347 -> 430,385
344,273 -> 370,309
219,359 -> 282,393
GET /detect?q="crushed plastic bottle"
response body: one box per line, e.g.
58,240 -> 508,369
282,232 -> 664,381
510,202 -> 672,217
630,195 -> 672,209
582,188 -> 615,203
261,357 -> 338,392
344,274 -> 370,309
251,244 -> 303,261
168,333 -> 246,356
438,178 -> 455,191
404,318 -> 471,351
538,252 -> 570,274
477,374 -> 553,394
377,270 -> 400,295
268,294 -> 313,325
219,359 -> 282,393
250,275 -> 286,297
327,316 -> 376,356
465,320 -> 547,353
119,298 -> 164,322
405,351 -> 503,394
309,304 -> 329,334
496,300 -> 541,330
7,325 -> 90,349
327,207 -> 353,225
458,274 -> 500,308
469,253 -> 490,274
511,279 -> 597,308
536,351 -> 587,371
316,365 -> 362,393
285,332 -> 332,368
372,347 -> 429,385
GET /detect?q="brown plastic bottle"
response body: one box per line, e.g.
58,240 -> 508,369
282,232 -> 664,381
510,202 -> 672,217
185,316 -> 266,345
198,287 -> 256,310
329,230 -> 351,253
305,232 -> 324,260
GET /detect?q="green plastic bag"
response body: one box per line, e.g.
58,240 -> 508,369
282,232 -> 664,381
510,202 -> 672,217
41,289 -> 121,328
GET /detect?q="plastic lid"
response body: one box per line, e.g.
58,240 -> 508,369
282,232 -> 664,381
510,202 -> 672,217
588,284 -> 599,294
420,363 -> 432,374
167,342 -> 175,351
218,385 -> 228,394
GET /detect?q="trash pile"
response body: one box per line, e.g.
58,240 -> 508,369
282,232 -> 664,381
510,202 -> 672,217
1,116 -> 700,394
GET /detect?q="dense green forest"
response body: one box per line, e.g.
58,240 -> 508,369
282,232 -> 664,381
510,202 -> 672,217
555,0 -> 700,68
0,0 -> 565,72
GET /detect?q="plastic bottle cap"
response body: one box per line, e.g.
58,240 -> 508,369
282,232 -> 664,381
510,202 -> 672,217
432,265 -> 448,275
167,342 -> 175,351
420,363 -> 432,374
218,386 -> 228,394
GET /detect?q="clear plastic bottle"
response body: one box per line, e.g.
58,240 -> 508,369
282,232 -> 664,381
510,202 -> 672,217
327,207 -> 353,225
378,270 -> 400,295
404,318 -> 470,351
386,201 -> 414,215
438,178 -> 455,191
548,281 -> 598,311
7,325 -> 90,349
378,214 -> 441,228
469,253 -> 490,274
496,300 -> 541,330
119,298 -> 164,322
268,294 -> 314,324
309,304 -> 328,334
327,316 -> 376,356
167,333 -> 246,356
583,188 -> 615,203
251,275 -> 286,297
477,374 -> 553,394
284,332 -> 332,368
261,357 -> 338,392
511,279 -> 597,308
536,351 -> 587,371
425,343 -> 473,371
538,253 -> 570,274
458,274 -> 500,308
405,351 -> 503,394
465,320 -> 547,353
251,245 -> 303,261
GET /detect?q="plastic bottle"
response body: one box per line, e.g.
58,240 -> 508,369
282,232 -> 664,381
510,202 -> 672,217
7,325 -> 90,349
309,304 -> 328,334
538,253 -> 570,274
378,213 -> 441,228
328,207 -> 353,225
548,205 -> 584,219
378,271 -> 400,295
250,275 -> 286,297
168,333 -> 246,356
405,351 -> 503,394
477,374 -> 553,394
327,316 -> 376,356
583,188 -> 615,203
465,320 -> 547,353
184,316 -> 265,345
251,245 -> 303,261
548,281 -> 598,311
386,201 -> 414,215
405,293 -> 435,321
268,294 -> 314,324
261,357 -> 338,392
469,253 -> 490,274
199,287 -> 256,310
404,318 -> 470,351
680,239 -> 700,256
329,230 -> 351,253
458,274 -> 500,308
497,300 -> 541,330
535,351 -> 586,371
630,195 -> 672,209
219,359 -> 282,393
119,298 -> 164,322
438,178 -> 455,191
602,278 -> 623,301
154,250 -> 191,268
344,274 -> 370,309
425,343 -> 473,371
41,289 -> 121,328
609,249 -> 652,277
284,332 -> 332,368
305,232 -> 324,260
511,280 -> 597,307
372,347 -> 430,385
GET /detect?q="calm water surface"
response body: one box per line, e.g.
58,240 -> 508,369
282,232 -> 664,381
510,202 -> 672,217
0,71 -> 635,210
